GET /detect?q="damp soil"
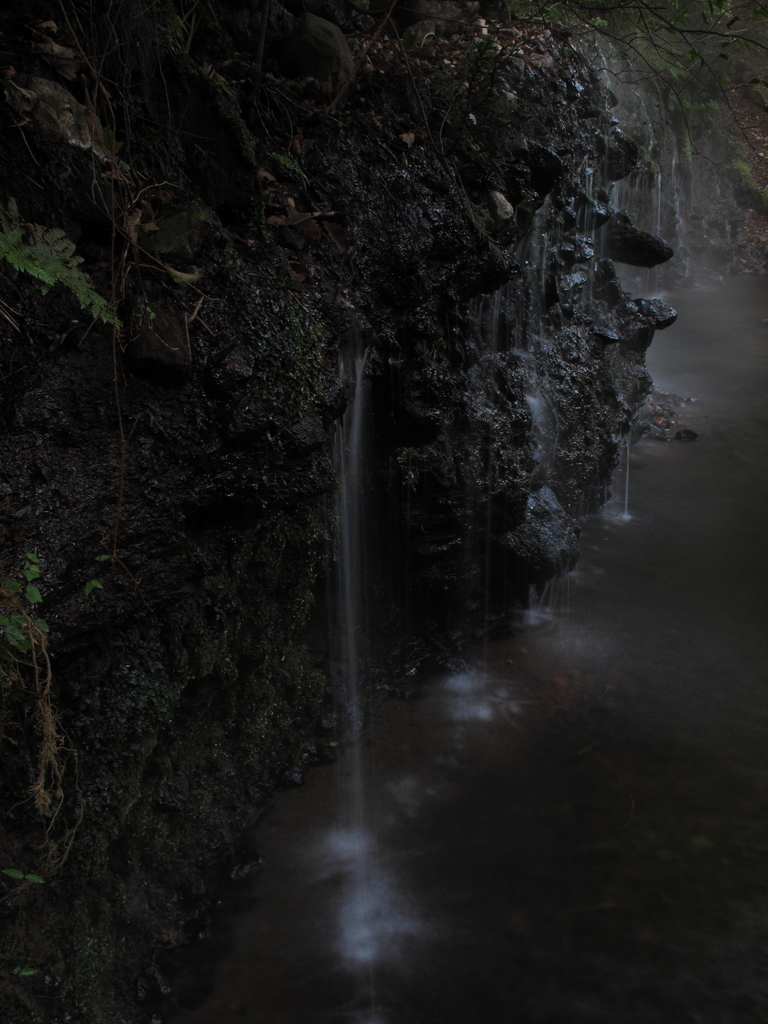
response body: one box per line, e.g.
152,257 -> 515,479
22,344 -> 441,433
161,276 -> 768,1023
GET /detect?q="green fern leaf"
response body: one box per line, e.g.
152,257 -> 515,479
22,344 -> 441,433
0,199 -> 118,325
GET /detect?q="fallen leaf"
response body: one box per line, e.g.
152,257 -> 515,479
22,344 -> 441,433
34,39 -> 74,58
290,134 -> 313,157
257,166 -> 277,181
101,126 -> 123,154
287,262 -> 308,285
324,220 -> 351,254
165,266 -> 202,287
399,131 -> 416,147
297,219 -> 322,240
33,38 -> 81,80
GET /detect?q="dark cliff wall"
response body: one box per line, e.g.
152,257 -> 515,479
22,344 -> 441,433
0,3 -> 676,1021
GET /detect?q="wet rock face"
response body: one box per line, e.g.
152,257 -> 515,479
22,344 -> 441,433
496,486 -> 580,592
0,6 -> 679,1022
600,127 -> 640,181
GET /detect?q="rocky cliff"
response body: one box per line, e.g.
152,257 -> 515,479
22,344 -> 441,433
0,2 -> 680,1021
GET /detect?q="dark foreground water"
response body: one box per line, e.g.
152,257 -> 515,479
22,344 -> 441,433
166,276 -> 768,1024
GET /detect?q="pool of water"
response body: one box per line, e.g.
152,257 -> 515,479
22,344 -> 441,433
165,276 -> 768,1024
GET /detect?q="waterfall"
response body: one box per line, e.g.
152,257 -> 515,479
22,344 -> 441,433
329,331 -> 420,1018
332,328 -> 375,966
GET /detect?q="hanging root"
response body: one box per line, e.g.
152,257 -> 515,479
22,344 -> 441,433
1,582 -> 79,869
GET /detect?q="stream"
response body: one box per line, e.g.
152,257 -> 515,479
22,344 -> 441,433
166,275 -> 768,1024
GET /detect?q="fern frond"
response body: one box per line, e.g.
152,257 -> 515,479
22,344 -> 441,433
0,200 -> 117,325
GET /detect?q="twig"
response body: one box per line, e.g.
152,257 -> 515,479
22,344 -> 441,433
325,0 -> 400,114
188,295 -> 205,322
388,17 -> 436,148
252,0 -> 272,106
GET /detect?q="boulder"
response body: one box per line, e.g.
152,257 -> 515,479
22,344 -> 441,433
635,297 -> 677,329
497,487 -> 580,586
604,212 -> 674,268
615,297 -> 677,352
400,1 -> 479,35
143,206 -> 216,262
3,75 -> 124,168
280,13 -> 354,95
526,143 -> 566,204
125,305 -> 191,382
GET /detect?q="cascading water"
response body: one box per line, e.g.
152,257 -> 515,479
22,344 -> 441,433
331,331 -> 372,969
622,434 -> 630,518
328,333 -> 421,1021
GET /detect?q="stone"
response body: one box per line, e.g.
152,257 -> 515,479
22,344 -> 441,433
125,305 -> 191,382
604,212 -> 674,268
318,368 -> 348,424
507,57 -> 526,81
559,234 -> 594,267
498,487 -> 580,586
3,75 -> 116,164
280,13 -> 354,95
579,194 -> 615,229
403,1 -> 479,36
403,19 -> 436,52
592,257 -> 623,304
207,346 -> 255,394
284,414 -> 327,454
221,392 -> 271,443
591,323 -> 619,345
143,206 -> 216,261
614,297 -> 675,352
635,297 -> 677,329
526,144 -> 566,204
487,190 -> 516,243
559,269 -> 588,298
601,127 -> 639,181
676,428 -> 699,441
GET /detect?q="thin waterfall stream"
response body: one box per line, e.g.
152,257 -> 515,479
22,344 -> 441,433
165,277 -> 768,1023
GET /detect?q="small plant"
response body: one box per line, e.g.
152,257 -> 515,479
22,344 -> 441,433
1,553 -> 47,657
268,151 -> 308,183
2,868 -> 46,884
0,198 -> 117,325
85,554 -> 110,597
